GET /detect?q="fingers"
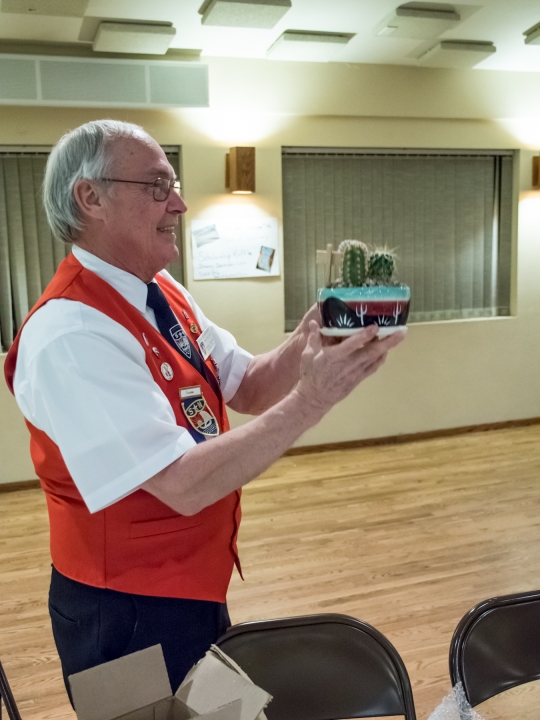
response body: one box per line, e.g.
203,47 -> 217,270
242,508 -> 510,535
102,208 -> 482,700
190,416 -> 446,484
299,304 -> 322,332
326,325 -> 406,360
361,350 -> 388,379
305,304 -> 321,323
306,320 -> 322,354
326,324 -> 379,357
375,330 -> 406,352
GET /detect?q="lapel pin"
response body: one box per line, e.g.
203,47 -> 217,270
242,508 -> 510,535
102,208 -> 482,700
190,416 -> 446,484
160,363 -> 174,381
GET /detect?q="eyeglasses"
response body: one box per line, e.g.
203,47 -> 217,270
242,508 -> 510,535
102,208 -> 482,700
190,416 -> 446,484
100,177 -> 181,202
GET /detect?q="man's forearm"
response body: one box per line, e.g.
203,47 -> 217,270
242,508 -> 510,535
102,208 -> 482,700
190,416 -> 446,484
228,332 -> 306,414
143,389 -> 324,515
144,322 -> 403,517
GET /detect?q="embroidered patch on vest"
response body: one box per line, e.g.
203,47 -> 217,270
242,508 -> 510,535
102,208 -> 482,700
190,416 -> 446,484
181,395 -> 220,438
170,323 -> 191,358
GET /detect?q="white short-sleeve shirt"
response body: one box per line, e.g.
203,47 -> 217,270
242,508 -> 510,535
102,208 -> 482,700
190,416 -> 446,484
13,246 -> 253,514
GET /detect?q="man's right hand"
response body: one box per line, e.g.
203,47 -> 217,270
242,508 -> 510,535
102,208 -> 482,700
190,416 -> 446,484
294,321 -> 405,415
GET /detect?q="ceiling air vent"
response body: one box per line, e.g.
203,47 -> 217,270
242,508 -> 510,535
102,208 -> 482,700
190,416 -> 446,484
0,54 -> 209,108
418,40 -> 496,68
376,3 -> 460,39
198,0 -> 291,28
267,30 -> 354,62
1,0 -> 88,16
93,22 -> 176,55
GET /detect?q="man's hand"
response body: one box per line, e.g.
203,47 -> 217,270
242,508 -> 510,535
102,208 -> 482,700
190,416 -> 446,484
295,321 -> 405,414
228,304 -> 330,414
145,319 -> 405,516
295,304 -> 342,347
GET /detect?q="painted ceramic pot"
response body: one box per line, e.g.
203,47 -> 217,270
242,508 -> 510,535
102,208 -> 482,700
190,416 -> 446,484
318,285 -> 411,336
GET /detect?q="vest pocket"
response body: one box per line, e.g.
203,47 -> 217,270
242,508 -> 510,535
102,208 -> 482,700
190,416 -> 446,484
129,514 -> 201,539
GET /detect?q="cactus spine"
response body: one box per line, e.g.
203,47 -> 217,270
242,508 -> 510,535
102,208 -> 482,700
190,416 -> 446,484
338,240 -> 368,287
367,250 -> 395,284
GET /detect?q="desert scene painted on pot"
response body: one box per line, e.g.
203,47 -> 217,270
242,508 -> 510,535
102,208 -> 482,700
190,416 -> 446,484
317,240 -> 410,336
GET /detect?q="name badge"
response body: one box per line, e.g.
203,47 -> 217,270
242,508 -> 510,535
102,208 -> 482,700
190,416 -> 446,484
197,326 -> 216,361
180,386 -> 202,399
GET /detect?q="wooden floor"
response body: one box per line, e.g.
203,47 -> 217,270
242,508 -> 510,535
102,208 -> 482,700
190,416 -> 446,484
2,425 -> 540,720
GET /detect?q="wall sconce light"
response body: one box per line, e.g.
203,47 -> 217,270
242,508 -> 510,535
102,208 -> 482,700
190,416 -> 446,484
225,147 -> 255,193
533,155 -> 540,190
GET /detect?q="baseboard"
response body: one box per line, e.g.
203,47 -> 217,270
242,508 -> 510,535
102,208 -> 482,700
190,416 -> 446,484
284,416 -> 540,456
2,417 -> 539,491
0,479 -> 40,493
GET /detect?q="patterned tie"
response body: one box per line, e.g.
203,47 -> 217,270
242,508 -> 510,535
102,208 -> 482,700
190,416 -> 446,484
146,281 -> 221,399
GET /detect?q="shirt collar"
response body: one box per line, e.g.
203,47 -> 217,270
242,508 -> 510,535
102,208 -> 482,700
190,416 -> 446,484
72,245 -> 150,315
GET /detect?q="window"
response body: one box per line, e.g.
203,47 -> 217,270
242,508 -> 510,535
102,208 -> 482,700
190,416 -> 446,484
282,148 -> 514,331
0,146 -> 183,352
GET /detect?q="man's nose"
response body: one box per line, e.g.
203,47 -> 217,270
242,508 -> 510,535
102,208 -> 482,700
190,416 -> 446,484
168,191 -> 188,214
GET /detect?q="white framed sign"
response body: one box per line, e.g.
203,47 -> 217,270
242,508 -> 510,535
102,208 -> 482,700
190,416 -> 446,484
191,217 -> 280,280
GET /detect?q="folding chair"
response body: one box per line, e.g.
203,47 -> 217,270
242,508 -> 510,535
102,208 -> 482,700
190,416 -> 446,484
216,613 -> 416,720
0,662 -> 23,720
449,589 -> 540,707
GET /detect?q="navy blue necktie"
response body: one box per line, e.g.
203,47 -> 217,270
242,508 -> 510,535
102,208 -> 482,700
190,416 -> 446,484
146,282 -> 221,399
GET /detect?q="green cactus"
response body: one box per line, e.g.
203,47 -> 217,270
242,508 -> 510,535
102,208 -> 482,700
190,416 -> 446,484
367,249 -> 396,284
338,240 -> 369,287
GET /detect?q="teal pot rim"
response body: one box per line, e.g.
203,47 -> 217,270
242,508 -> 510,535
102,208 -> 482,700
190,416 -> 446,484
318,285 -> 410,301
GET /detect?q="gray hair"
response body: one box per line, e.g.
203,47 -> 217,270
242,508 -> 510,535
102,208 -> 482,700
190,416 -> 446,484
43,119 -> 149,244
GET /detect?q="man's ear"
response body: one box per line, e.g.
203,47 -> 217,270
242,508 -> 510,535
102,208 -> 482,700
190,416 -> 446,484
73,179 -> 106,221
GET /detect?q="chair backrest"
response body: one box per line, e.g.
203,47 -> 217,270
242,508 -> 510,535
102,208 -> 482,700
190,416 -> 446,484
0,661 -> 23,720
449,589 -> 540,707
216,613 -> 416,720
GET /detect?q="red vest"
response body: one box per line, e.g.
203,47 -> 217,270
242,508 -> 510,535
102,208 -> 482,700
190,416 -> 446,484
4,254 -> 242,601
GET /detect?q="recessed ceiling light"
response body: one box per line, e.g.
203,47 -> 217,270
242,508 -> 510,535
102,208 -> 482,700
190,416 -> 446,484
524,22 -> 540,45
267,30 -> 354,62
92,22 -> 176,55
418,40 -> 496,68
376,3 -> 460,39
198,0 -> 291,29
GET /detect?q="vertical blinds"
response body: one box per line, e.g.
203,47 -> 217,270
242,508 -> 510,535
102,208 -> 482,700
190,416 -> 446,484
0,153 -> 69,352
282,149 -> 514,331
0,147 -> 183,352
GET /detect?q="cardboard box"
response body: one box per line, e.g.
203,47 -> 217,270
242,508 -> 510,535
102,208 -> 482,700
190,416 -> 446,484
69,644 -> 272,720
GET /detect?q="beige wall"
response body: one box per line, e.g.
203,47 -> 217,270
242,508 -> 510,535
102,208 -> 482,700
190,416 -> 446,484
1,59 -> 540,484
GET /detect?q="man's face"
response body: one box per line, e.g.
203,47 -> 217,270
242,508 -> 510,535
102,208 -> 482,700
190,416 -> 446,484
100,135 -> 187,282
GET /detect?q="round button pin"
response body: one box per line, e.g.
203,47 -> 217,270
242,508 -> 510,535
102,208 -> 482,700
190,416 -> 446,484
160,363 -> 174,381
190,323 -> 198,334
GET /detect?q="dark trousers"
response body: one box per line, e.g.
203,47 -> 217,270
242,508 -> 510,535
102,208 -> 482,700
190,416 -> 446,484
48,566 -> 231,704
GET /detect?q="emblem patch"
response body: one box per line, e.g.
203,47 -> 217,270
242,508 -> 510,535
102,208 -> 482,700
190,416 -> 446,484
181,395 -> 219,438
170,323 -> 191,358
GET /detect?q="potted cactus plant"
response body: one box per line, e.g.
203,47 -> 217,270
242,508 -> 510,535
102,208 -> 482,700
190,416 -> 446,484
317,240 -> 410,336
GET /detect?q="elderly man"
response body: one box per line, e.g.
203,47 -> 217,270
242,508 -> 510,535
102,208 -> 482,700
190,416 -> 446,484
4,120 -> 403,697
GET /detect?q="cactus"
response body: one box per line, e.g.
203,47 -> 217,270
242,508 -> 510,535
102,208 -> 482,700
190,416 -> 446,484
367,249 -> 396,285
338,240 -> 369,287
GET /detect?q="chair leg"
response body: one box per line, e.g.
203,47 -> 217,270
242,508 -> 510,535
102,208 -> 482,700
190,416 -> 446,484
0,662 -> 23,720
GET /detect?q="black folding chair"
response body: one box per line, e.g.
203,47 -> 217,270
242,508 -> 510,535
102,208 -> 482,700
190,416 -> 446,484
449,589 -> 540,707
216,613 -> 416,720
0,662 -> 22,720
